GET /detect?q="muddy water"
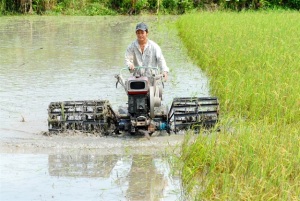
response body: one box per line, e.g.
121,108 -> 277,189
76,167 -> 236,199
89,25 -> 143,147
0,16 -> 210,200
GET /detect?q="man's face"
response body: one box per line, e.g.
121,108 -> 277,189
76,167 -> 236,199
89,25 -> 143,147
136,30 -> 148,43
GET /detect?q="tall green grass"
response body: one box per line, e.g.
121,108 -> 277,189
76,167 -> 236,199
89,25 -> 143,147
176,11 -> 300,200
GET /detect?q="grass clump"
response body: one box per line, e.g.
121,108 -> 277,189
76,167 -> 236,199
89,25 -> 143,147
176,11 -> 300,200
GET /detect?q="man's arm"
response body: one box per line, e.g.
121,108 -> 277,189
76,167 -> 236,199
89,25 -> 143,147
158,54 -> 169,72
125,44 -> 135,70
155,46 -> 169,81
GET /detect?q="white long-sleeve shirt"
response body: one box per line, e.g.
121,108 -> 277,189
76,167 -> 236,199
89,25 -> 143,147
125,39 -> 169,73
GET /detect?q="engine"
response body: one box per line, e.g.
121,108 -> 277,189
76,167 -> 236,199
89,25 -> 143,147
116,74 -> 168,135
127,76 -> 149,117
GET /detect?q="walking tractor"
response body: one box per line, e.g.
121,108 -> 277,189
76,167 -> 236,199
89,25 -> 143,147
48,67 -> 219,137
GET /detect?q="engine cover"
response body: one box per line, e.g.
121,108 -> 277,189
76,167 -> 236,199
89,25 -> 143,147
127,76 -> 149,95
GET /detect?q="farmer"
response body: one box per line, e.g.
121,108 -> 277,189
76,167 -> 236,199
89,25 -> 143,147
125,22 -> 169,81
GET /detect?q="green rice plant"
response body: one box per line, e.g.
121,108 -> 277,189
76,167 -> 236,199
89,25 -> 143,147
176,11 -> 300,200
177,11 -> 300,124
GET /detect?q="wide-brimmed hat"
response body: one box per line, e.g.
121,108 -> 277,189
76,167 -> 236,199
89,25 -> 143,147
136,22 -> 148,32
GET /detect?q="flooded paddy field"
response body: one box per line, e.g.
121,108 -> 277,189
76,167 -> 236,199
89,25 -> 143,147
0,16 -> 210,200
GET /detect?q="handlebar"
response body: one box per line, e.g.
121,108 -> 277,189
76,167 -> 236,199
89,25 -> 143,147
116,66 -> 165,88
119,66 -> 160,75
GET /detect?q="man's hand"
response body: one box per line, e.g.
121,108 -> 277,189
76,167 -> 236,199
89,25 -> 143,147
163,71 -> 168,82
129,64 -> 135,71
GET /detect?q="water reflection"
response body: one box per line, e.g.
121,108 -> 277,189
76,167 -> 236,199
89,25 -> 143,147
126,155 -> 166,201
48,154 -> 119,178
47,153 -> 180,200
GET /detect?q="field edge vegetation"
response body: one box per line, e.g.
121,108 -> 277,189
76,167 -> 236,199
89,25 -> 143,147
176,11 -> 300,200
0,0 -> 299,16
